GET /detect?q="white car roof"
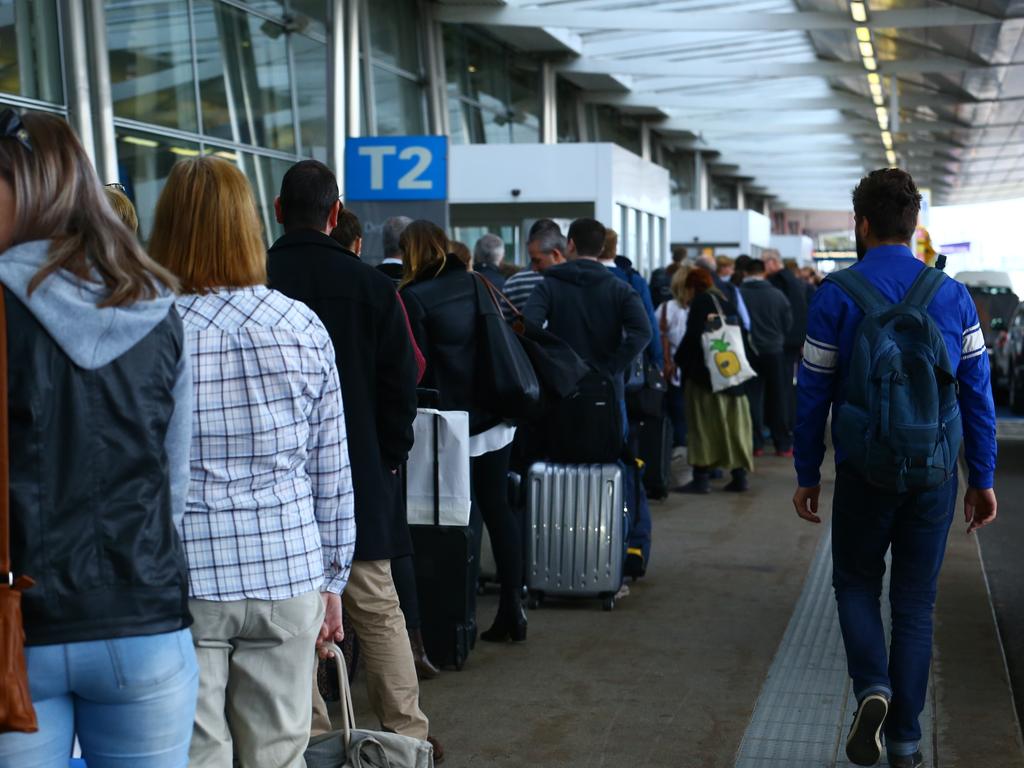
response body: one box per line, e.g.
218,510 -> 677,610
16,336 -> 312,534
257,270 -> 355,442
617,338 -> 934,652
954,270 -> 1015,289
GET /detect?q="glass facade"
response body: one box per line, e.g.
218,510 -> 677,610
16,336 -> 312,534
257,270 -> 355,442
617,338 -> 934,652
0,0 -> 64,108
365,0 -> 426,136
104,0 -> 329,241
444,24 -> 540,145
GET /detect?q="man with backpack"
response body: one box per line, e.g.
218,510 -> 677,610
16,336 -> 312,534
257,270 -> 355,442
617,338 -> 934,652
523,218 -> 651,584
793,169 -> 998,768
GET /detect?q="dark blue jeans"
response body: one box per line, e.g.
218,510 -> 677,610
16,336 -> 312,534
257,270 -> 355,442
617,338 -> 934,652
832,467 -> 957,757
619,399 -> 652,568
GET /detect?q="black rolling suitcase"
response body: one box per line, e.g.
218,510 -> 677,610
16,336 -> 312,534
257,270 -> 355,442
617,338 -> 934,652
637,415 -> 673,500
410,525 -> 476,670
407,388 -> 476,671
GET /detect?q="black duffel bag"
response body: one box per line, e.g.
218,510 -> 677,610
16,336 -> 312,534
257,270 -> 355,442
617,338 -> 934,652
472,274 -> 541,419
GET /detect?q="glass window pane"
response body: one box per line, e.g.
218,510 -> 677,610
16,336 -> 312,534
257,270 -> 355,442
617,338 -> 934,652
556,77 -> 579,143
368,0 -> 420,74
372,66 -> 424,136
115,129 -> 200,242
481,107 -> 511,144
237,1 -> 327,37
194,0 -> 296,152
225,149 -> 294,243
292,34 -> 327,160
0,0 -> 62,103
106,0 -> 198,132
463,34 -> 507,109
508,62 -> 538,144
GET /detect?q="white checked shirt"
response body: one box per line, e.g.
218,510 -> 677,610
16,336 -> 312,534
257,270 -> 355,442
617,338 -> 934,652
177,286 -> 355,601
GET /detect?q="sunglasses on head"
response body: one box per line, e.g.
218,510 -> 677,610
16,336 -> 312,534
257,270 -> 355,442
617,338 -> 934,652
105,182 -> 127,193
0,109 -> 32,152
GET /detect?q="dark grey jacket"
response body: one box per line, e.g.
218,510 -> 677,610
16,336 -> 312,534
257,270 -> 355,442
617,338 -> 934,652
740,278 -> 792,356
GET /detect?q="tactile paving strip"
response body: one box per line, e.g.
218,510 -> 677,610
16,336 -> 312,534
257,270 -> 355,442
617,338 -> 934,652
734,527 -> 935,767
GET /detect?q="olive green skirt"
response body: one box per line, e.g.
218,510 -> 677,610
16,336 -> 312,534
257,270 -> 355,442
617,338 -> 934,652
684,381 -> 754,472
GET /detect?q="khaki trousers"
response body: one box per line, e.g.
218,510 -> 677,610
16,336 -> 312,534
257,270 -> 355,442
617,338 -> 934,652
311,559 -> 429,740
189,590 -> 324,768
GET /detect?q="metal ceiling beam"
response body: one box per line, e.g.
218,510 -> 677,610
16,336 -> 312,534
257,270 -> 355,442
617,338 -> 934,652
583,90 -> 980,113
434,5 -> 1001,33
557,56 -> 1020,80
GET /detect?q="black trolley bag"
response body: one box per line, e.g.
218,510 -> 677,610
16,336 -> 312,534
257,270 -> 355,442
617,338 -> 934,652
407,389 -> 476,671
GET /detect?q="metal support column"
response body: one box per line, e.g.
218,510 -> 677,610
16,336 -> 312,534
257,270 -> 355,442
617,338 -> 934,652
87,0 -> 118,184
736,180 -> 745,210
540,61 -> 557,144
640,121 -> 652,161
61,0 -> 96,167
419,0 -> 446,136
345,0 -> 362,139
327,0 -> 345,177
694,151 -> 710,211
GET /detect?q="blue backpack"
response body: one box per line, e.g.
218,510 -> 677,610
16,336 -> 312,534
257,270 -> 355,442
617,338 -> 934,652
828,266 -> 962,493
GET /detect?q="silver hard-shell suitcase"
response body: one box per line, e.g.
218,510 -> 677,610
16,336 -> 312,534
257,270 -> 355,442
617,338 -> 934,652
525,462 -> 625,611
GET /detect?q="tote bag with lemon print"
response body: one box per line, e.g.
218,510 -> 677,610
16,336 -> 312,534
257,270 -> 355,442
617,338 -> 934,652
701,292 -> 757,393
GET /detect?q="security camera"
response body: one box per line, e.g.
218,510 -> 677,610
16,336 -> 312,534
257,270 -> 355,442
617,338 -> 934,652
511,188 -> 522,197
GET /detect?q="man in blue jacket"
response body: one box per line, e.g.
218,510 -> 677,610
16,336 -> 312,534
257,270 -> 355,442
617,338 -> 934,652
793,169 -> 998,768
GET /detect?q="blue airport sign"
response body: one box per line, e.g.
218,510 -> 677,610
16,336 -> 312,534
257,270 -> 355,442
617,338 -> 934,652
345,135 -> 448,202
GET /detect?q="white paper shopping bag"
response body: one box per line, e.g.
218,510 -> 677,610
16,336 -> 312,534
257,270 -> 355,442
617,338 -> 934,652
406,409 -> 472,526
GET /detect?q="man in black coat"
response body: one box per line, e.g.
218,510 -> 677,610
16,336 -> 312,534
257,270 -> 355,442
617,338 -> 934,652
740,259 -> 794,456
764,250 -> 809,430
267,161 -> 437,755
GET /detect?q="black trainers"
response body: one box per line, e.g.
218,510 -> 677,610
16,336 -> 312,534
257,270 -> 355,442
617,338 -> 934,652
846,693 -> 889,766
888,752 -> 923,768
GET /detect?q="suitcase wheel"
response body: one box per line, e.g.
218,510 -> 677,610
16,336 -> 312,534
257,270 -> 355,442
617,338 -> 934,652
602,594 -> 616,612
527,591 -> 544,610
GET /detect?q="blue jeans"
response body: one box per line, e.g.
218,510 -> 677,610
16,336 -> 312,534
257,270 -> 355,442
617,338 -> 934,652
832,468 -> 957,757
0,629 -> 199,768
619,398 -> 652,567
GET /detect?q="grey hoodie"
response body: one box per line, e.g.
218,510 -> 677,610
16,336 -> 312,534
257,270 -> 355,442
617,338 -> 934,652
0,239 -> 192,528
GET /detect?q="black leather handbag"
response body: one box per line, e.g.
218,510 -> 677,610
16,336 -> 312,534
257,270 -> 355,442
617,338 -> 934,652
472,274 -> 541,419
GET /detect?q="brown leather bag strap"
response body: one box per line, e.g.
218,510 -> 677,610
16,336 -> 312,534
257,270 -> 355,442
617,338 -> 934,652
0,288 -> 8,578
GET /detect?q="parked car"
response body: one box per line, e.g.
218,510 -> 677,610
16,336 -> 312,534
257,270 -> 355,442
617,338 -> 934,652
992,302 -> 1024,414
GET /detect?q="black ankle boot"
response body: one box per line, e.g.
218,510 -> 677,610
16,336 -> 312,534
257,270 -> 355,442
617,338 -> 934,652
674,468 -> 710,494
408,628 -> 440,680
724,468 -> 749,492
480,602 -> 527,643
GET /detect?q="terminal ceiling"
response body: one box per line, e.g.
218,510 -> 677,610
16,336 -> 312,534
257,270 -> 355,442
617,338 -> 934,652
436,0 -> 1024,211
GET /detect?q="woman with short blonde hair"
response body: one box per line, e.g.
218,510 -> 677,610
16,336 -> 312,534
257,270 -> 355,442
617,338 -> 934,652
153,156 -> 356,768
0,109 -> 195,766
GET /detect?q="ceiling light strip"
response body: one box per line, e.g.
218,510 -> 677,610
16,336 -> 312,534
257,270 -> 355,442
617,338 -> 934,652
850,2 -> 896,167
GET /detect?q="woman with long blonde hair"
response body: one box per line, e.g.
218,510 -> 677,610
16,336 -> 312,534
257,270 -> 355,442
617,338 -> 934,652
151,156 -> 355,767
0,109 -> 196,766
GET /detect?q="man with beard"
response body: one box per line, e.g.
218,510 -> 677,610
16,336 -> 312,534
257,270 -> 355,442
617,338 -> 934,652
792,168 -> 997,768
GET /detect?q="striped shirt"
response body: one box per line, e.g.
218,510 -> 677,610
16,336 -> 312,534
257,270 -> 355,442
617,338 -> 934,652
177,287 -> 355,601
502,270 -> 545,317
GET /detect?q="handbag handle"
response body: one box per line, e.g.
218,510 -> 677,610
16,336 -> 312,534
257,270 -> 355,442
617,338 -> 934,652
0,289 -> 9,583
472,273 -> 526,331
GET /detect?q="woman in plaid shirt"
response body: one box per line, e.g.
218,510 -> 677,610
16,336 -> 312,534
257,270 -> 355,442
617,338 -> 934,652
151,157 -> 355,768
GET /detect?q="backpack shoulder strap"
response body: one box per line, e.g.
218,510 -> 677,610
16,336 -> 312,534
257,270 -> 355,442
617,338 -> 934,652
901,266 -> 945,310
825,268 -> 890,314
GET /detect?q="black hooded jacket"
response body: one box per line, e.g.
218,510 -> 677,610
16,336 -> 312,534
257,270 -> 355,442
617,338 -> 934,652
401,254 -> 500,435
522,259 -> 650,399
